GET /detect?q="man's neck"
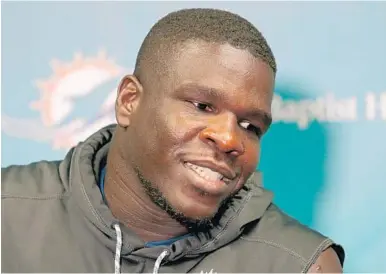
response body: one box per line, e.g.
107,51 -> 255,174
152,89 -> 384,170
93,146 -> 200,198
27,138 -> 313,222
104,145 -> 188,242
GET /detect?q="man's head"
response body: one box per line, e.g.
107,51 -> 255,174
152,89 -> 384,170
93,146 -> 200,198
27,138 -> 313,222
114,8 -> 276,229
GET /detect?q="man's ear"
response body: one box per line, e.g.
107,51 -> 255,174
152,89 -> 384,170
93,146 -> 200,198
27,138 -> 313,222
115,75 -> 143,128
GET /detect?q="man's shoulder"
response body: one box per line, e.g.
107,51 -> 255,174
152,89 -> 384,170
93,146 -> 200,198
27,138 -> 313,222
1,158 -> 79,273
238,203 -> 344,271
2,159 -> 70,200
249,203 -> 327,242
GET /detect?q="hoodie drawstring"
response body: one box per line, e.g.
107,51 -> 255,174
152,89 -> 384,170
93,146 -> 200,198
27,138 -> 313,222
113,223 -> 122,274
113,223 -> 169,274
153,249 -> 169,274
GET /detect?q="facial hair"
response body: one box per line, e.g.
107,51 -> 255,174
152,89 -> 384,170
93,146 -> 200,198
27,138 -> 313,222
134,166 -> 231,232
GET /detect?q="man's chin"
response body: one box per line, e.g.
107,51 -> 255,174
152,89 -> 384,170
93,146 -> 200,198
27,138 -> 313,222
152,192 -> 231,231
171,197 -> 235,232
161,203 -> 216,231
135,167 -> 226,231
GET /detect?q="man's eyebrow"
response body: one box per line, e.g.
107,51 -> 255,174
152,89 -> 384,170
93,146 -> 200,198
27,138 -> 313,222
174,83 -> 226,101
175,82 -> 272,128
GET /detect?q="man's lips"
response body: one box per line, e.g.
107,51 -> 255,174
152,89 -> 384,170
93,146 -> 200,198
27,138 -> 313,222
183,160 -> 236,181
182,161 -> 237,195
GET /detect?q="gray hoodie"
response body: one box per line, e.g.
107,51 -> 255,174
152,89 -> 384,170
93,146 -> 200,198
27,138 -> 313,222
1,125 -> 344,273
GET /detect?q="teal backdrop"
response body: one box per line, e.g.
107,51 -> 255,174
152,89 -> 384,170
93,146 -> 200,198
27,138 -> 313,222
2,2 -> 385,272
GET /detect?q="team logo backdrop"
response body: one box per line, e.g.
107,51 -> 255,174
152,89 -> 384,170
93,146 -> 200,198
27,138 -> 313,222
2,2 -> 385,271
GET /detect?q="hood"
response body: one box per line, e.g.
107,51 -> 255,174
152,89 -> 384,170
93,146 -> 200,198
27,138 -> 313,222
65,124 -> 273,270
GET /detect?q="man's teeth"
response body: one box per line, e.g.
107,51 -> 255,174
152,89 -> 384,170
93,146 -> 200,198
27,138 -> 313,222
185,162 -> 224,181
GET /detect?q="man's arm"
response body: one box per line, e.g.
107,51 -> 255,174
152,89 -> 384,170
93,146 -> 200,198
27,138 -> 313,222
308,247 -> 343,273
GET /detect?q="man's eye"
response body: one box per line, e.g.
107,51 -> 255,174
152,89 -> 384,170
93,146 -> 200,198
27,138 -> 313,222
192,102 -> 213,112
239,121 -> 262,137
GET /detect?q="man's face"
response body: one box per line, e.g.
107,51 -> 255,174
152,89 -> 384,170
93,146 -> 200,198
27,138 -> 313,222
123,41 -> 274,225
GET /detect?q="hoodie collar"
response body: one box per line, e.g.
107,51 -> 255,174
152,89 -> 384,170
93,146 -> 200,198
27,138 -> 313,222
68,124 -> 273,261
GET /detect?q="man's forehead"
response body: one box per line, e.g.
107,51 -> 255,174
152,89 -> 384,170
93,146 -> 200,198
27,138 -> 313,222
169,41 -> 274,83
171,44 -> 273,91
174,40 -> 271,67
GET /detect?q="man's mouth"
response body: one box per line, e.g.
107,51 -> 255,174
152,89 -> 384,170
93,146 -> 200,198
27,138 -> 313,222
184,162 -> 232,184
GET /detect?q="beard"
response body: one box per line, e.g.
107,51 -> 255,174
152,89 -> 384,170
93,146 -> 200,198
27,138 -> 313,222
134,167 -> 231,233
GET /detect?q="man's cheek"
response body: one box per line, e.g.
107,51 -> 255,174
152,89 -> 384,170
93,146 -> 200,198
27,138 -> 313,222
245,143 -> 260,167
163,112 -> 190,140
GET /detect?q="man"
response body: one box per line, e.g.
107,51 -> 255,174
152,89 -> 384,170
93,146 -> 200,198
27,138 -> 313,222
2,8 -> 344,273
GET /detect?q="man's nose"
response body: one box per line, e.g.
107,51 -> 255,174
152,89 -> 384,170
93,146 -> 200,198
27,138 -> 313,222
199,114 -> 244,157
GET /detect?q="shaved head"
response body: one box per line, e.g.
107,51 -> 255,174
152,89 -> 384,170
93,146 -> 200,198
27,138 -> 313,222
133,8 -> 277,86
